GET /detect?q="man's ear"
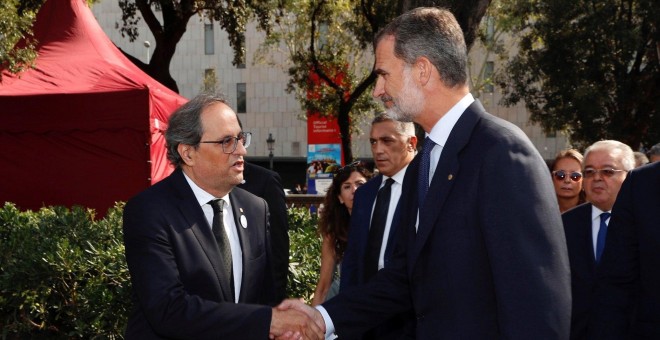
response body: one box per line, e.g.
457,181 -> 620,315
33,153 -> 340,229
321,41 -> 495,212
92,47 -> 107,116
408,135 -> 418,151
178,144 -> 195,166
415,57 -> 433,86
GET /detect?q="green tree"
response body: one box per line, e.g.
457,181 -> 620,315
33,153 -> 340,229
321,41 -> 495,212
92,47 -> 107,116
113,0 -> 272,93
0,1 -> 40,78
498,0 -> 659,150
257,0 -> 492,164
1,0 -> 270,94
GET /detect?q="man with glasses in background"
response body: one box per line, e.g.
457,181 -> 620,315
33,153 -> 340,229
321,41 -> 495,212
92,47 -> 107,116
122,93 -> 322,339
562,139 -> 635,339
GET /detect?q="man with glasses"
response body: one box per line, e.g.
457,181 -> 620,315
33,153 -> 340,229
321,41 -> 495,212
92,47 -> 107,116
591,161 -> 660,339
122,93 -> 322,339
562,139 -> 635,339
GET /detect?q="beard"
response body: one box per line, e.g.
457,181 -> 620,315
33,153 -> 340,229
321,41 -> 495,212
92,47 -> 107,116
384,66 -> 424,122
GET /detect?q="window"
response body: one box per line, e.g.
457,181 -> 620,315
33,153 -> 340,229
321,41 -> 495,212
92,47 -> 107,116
237,83 -> 246,113
484,61 -> 494,93
204,24 -> 214,55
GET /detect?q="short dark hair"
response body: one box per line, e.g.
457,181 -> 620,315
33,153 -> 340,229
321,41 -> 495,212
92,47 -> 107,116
165,92 -> 240,167
374,7 -> 468,87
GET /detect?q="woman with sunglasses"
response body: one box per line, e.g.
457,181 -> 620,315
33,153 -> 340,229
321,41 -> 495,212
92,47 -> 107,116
551,149 -> 586,213
312,162 -> 372,306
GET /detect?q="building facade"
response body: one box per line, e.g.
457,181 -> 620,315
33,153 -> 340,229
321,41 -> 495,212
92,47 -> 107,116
91,2 -> 569,188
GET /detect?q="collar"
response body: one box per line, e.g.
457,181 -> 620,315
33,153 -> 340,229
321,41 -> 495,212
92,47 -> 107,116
427,93 -> 474,147
382,164 -> 409,186
591,205 -> 610,221
183,171 -> 231,207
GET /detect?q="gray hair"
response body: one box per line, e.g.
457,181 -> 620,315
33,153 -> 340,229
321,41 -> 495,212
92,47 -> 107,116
648,143 -> 660,157
584,140 -> 635,171
374,7 -> 468,88
372,113 -> 415,136
165,92 -> 238,168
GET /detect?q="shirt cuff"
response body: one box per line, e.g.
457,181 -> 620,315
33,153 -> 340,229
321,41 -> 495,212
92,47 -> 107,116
314,305 -> 337,340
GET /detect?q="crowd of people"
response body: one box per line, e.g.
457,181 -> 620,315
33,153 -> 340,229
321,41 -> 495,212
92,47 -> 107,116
120,6 -> 659,340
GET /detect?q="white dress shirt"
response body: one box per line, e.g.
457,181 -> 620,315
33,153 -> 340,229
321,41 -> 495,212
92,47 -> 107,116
183,172 -> 243,303
590,205 -> 611,259
373,165 -> 408,269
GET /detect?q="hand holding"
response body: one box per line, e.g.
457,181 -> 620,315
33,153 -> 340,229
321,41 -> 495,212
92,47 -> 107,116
269,299 -> 324,340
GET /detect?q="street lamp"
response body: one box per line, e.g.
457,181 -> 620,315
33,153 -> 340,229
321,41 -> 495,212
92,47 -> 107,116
144,41 -> 151,62
267,133 -> 275,170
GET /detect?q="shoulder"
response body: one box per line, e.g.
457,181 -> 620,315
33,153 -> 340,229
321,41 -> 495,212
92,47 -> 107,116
562,203 -> 592,224
355,175 -> 382,197
125,170 -> 182,210
455,101 -> 537,160
628,161 -> 660,183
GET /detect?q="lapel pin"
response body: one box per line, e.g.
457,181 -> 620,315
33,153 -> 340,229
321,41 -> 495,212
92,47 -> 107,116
240,215 -> 248,228
239,208 -> 244,213
448,174 -> 454,180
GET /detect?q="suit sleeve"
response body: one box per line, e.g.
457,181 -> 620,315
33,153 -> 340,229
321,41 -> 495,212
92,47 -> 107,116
479,138 -> 571,339
263,171 -> 290,302
323,172 -> 416,339
589,170 -> 638,339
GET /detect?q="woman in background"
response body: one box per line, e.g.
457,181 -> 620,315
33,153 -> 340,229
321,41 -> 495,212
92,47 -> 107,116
312,161 -> 371,305
550,149 -> 586,213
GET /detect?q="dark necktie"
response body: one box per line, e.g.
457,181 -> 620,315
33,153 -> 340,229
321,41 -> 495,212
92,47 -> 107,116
418,137 -> 436,208
364,178 -> 394,281
209,199 -> 235,302
595,212 -> 610,263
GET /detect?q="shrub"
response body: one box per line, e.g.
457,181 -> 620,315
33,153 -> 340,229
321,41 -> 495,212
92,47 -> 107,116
0,203 -> 321,338
0,202 -> 131,339
286,207 -> 321,301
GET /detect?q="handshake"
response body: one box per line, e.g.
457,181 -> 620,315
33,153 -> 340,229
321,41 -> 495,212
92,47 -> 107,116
269,299 -> 328,340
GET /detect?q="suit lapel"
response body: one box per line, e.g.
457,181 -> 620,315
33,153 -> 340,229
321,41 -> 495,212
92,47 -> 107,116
582,204 -> 597,267
410,103 -> 482,265
229,191 -> 250,301
170,169 -> 232,301
355,175 -> 382,279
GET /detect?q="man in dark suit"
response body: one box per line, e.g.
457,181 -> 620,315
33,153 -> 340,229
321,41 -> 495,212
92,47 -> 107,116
590,161 -> 660,339
278,8 -> 571,339
339,114 -> 416,339
562,140 -> 634,339
123,93 -> 321,339
239,162 -> 290,302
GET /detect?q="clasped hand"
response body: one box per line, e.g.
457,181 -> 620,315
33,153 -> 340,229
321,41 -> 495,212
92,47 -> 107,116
270,299 -> 326,340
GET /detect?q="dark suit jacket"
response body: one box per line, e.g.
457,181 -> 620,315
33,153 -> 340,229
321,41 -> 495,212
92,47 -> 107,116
590,162 -> 660,339
323,100 -> 571,339
340,173 -> 413,339
123,168 -> 275,339
239,162 -> 290,301
341,174 -> 403,289
562,202 -> 597,340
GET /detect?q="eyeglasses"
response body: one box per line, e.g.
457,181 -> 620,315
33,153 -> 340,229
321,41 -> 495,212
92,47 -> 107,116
199,132 -> 252,154
583,168 -> 627,178
552,170 -> 583,182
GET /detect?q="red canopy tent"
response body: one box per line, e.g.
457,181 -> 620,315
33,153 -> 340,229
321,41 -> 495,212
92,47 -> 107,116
0,0 -> 187,216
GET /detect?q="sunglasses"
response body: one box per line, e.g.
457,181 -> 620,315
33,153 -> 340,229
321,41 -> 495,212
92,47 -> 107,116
335,160 -> 363,175
552,170 -> 583,182
583,168 -> 627,178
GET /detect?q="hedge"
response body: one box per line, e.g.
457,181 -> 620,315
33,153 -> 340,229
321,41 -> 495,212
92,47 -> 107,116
0,202 -> 321,339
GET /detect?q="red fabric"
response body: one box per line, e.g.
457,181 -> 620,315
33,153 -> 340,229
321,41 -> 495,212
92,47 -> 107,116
0,0 -> 187,217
